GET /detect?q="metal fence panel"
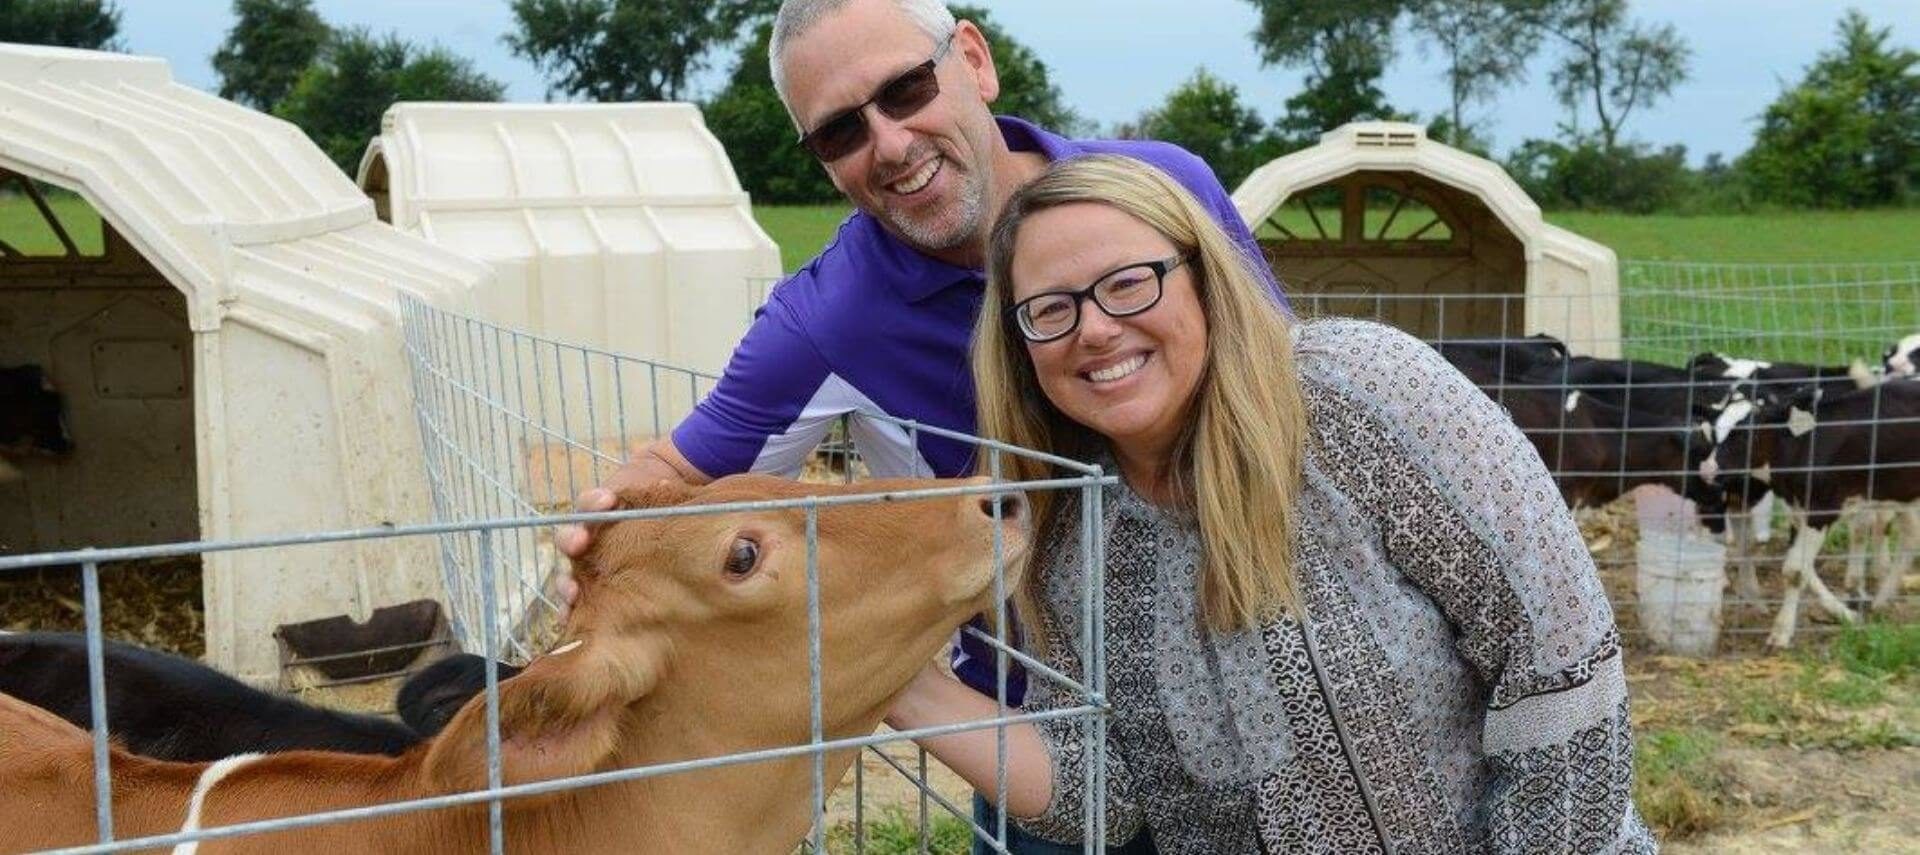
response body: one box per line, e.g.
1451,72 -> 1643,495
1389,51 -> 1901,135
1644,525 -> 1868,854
0,296 -> 1112,853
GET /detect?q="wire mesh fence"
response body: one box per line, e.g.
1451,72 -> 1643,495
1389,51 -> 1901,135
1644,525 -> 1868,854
1621,260 -> 1920,365
1288,260 -> 1919,651
399,295 -> 721,661
0,297 -> 1114,854
399,293 -> 1116,854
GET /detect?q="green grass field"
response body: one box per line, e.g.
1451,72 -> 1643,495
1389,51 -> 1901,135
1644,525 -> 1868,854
755,204 -> 855,272
1546,209 -> 1920,264
6,193 -> 1915,271
749,204 -> 1920,272
744,204 -> 1918,364
0,190 -> 105,256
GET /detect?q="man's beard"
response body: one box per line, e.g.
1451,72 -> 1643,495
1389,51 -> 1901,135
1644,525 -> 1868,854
882,150 -> 988,253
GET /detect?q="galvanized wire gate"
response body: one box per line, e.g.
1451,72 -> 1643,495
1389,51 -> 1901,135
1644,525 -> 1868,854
399,293 -> 1117,852
0,296 -> 1114,854
401,292 -> 1116,853
1290,260 -> 1920,649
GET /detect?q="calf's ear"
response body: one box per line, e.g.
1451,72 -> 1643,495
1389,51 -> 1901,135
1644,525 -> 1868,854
421,632 -> 666,797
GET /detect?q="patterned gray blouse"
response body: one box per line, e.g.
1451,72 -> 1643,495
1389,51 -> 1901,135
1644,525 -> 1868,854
1016,319 -> 1655,854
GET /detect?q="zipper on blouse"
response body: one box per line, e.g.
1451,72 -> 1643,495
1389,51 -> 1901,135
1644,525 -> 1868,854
1298,617 -> 1396,855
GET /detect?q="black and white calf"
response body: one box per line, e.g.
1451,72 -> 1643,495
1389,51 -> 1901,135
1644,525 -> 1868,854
1501,384 -> 1725,513
1688,348 -> 1900,551
1554,355 -> 1746,420
1699,381 -> 1920,647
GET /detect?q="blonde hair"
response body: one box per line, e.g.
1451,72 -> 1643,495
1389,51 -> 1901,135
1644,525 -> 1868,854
974,155 -> 1309,635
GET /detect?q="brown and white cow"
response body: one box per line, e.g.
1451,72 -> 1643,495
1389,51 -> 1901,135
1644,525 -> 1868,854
0,474 -> 1028,853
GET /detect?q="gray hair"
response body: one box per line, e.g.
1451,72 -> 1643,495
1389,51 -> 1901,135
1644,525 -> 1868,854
769,0 -> 957,118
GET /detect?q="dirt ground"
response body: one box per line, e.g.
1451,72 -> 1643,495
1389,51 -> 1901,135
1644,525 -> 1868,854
1629,650 -> 1920,853
0,556 -> 204,655
1663,744 -> 1920,853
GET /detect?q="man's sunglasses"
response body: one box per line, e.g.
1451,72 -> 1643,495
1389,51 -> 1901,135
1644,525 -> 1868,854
797,32 -> 956,162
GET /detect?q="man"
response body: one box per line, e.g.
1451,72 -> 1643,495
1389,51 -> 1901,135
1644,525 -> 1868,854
560,1 -> 1279,850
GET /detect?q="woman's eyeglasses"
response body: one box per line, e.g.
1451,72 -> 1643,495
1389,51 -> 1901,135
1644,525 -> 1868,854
797,32 -> 956,162
1005,255 -> 1189,344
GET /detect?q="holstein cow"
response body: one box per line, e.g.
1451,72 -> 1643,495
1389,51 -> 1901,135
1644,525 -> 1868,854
1553,391 -> 1727,514
0,632 -> 420,761
1700,382 -> 1920,647
1687,348 -> 1896,555
1482,366 -> 1726,515
1553,355 -> 1746,417
0,474 -> 1028,854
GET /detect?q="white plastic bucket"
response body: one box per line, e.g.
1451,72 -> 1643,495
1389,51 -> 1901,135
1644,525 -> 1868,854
1634,487 -> 1726,656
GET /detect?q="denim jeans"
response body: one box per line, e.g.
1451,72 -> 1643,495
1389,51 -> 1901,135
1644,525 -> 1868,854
971,793 -> 1157,854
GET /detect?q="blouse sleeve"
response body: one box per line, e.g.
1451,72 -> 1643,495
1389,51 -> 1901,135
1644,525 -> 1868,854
1295,319 -> 1655,853
1011,507 -> 1148,847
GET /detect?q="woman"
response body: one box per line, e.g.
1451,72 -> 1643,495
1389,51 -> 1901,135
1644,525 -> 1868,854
886,155 -> 1654,854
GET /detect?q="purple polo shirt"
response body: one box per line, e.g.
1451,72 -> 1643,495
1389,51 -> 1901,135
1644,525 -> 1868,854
673,116 -> 1282,701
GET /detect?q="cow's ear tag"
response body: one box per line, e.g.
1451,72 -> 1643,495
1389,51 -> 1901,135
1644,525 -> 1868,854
1787,407 -> 1816,437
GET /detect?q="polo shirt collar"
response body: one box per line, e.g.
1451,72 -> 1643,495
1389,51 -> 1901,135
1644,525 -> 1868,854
864,116 -> 1081,304
996,114 -> 1079,161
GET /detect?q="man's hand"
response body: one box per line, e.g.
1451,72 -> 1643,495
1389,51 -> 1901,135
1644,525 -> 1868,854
552,438 -> 711,613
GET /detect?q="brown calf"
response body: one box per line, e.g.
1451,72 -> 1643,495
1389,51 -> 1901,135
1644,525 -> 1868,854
0,474 -> 1028,853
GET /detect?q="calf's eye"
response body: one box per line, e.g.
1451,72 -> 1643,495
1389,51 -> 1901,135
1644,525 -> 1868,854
724,537 -> 760,578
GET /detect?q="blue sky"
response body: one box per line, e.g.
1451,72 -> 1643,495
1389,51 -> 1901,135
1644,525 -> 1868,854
118,0 -> 1919,163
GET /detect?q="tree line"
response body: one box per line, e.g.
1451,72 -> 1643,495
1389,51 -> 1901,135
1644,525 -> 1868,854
4,0 -> 1914,212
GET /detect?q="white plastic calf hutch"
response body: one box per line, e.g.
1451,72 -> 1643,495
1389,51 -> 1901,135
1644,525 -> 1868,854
358,103 -> 779,496
1235,122 -> 1621,357
0,44 -> 493,683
